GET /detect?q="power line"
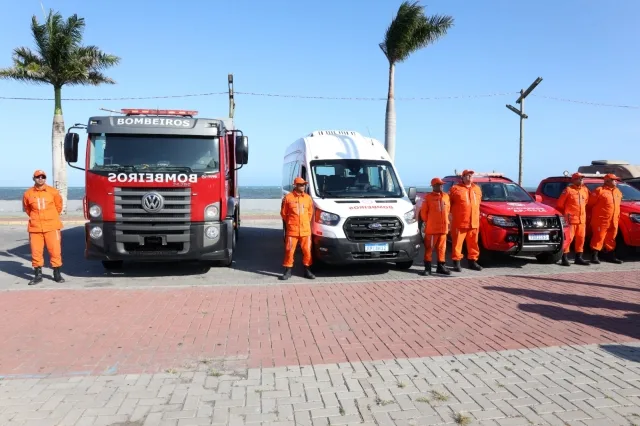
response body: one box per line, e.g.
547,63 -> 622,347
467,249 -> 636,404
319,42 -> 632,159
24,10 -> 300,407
0,90 -> 637,109
531,94 -> 640,109
0,91 -> 514,101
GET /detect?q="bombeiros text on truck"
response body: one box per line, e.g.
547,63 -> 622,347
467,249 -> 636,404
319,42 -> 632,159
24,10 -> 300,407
63,75 -> 249,270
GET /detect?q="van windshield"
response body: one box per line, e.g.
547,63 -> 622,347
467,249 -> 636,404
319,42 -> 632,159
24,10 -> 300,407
310,160 -> 403,198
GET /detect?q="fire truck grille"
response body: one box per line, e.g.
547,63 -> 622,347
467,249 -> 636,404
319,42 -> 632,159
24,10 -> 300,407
343,216 -> 403,242
114,187 -> 191,238
521,216 -> 562,229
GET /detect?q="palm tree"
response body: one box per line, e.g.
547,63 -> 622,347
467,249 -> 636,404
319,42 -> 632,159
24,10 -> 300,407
380,1 -> 453,161
0,9 -> 120,214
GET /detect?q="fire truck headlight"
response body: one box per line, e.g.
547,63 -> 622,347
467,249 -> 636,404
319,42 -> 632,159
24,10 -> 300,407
89,204 -> 102,218
204,204 -> 219,221
205,226 -> 219,239
89,226 -> 103,239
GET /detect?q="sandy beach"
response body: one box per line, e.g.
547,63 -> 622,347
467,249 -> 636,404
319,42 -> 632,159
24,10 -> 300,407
0,198 -> 283,219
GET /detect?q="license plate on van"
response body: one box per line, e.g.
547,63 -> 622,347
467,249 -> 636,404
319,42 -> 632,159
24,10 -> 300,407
528,233 -> 549,241
365,243 -> 389,252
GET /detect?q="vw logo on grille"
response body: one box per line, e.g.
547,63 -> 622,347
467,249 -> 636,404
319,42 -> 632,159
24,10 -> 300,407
368,222 -> 383,230
141,192 -> 164,213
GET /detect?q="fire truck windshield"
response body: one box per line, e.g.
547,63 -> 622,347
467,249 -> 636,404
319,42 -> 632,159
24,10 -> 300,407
89,134 -> 220,173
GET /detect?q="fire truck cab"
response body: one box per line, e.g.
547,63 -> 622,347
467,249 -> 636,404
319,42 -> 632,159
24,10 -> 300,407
64,108 -> 249,270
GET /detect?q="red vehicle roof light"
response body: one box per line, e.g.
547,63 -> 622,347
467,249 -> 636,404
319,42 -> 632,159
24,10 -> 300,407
120,108 -> 198,117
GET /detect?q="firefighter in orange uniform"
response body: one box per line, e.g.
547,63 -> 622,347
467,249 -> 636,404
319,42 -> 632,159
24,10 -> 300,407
280,177 -> 315,280
22,170 -> 65,285
420,177 -> 451,275
556,172 -> 590,266
587,173 -> 623,264
448,170 -> 483,271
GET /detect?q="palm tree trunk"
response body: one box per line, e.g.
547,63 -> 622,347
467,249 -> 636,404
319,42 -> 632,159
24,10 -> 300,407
52,85 -> 68,215
384,62 -> 396,161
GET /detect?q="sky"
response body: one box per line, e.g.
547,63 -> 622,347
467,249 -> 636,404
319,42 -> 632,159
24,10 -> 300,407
0,0 -> 639,189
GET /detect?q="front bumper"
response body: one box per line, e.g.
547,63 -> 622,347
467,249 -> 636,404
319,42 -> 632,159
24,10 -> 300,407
84,220 -> 233,262
312,233 -> 422,265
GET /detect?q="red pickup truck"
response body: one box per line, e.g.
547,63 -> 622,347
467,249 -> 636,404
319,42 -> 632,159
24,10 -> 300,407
415,173 -> 570,265
535,172 -> 640,258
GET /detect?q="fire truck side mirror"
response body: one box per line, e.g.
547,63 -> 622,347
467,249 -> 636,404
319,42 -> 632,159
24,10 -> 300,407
64,132 -> 79,163
235,135 -> 249,165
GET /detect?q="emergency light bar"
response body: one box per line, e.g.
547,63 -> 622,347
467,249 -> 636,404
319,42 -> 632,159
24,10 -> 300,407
563,170 -> 603,178
455,172 -> 505,177
121,108 -> 198,117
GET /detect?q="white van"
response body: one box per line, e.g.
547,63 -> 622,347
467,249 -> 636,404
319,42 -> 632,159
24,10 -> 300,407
281,130 -> 421,269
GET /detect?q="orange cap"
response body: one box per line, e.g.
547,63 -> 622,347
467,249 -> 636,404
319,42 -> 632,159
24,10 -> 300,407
461,169 -> 474,176
604,173 -> 619,180
571,172 -> 583,179
33,169 -> 47,178
293,177 -> 308,185
431,177 -> 444,186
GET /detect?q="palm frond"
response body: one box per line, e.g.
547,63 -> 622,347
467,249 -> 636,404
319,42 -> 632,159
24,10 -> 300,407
76,46 -> 121,70
380,1 -> 453,64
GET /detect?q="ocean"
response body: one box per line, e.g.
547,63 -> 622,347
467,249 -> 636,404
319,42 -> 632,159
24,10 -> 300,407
0,186 -> 537,200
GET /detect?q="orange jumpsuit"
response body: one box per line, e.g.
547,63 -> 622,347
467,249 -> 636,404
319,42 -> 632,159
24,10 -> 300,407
556,184 -> 589,253
588,186 -> 622,252
420,191 -> 450,263
22,184 -> 64,268
448,183 -> 482,261
281,190 -> 314,268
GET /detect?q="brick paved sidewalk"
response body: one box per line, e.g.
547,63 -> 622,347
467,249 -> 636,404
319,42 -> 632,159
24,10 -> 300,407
0,270 -> 637,379
0,342 -> 639,425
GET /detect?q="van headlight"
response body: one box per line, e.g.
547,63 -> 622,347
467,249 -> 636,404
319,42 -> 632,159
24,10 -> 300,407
204,204 -> 219,221
314,209 -> 340,226
89,204 -> 102,218
404,209 -> 416,224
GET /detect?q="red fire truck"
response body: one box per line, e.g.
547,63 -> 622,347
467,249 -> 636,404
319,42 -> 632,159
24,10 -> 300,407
63,106 -> 249,270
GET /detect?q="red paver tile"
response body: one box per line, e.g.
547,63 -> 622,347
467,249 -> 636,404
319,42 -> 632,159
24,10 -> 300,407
0,270 -> 638,377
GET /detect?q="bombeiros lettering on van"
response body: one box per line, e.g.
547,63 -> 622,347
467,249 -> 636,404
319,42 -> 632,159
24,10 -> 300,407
115,117 -> 191,127
107,173 -> 197,183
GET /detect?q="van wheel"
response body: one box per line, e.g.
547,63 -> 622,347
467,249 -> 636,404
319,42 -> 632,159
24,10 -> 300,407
395,260 -> 413,270
102,260 -> 123,270
536,251 -> 562,264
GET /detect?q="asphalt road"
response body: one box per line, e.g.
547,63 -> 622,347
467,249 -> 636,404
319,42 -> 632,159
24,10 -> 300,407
1,220 -> 638,290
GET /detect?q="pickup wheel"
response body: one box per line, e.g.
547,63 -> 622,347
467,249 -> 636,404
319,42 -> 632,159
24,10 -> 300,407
395,260 -> 414,270
102,260 -> 123,270
615,233 -> 632,259
536,251 -> 563,264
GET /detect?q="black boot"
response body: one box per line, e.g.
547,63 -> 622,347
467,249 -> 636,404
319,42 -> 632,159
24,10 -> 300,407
560,253 -> 570,266
421,262 -> 432,276
468,260 -> 483,271
575,252 -> 591,265
589,251 -> 600,265
280,267 -> 292,280
605,250 -> 623,264
53,267 -> 65,283
28,267 -> 43,285
436,262 -> 451,275
304,267 -> 316,279
452,260 -> 462,272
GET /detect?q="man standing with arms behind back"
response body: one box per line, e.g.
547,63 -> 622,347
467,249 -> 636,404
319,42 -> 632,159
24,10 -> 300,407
448,170 -> 483,272
587,173 -> 623,264
556,172 -> 590,266
280,176 -> 315,280
22,169 -> 65,285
